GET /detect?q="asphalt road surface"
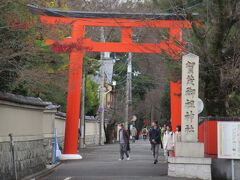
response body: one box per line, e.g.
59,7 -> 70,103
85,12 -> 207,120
40,140 -> 191,180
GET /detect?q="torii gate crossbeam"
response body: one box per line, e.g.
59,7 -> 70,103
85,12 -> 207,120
28,4 -> 194,159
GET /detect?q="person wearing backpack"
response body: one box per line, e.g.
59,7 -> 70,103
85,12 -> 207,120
149,121 -> 163,164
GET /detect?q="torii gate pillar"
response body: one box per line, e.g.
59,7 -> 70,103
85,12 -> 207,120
61,26 -> 85,159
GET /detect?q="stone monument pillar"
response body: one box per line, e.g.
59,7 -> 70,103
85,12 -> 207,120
168,53 -> 212,180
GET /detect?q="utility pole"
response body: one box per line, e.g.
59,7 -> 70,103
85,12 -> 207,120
99,27 -> 105,145
129,53 -> 132,105
79,64 -> 86,149
125,52 -> 132,129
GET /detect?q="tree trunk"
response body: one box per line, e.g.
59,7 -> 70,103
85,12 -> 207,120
203,66 -> 227,116
105,122 -> 116,144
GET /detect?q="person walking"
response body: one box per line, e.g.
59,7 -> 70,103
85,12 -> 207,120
130,126 -> 137,143
149,121 -> 162,164
163,125 -> 174,161
161,124 -> 167,141
119,124 -> 130,160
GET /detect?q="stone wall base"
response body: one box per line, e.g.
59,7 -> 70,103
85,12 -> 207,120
85,135 -> 99,145
0,137 -> 64,180
168,157 -> 212,180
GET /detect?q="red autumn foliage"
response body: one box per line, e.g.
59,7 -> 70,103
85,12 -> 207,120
8,19 -> 31,30
50,39 -> 92,53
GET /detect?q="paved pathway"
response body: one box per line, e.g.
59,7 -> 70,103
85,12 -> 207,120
41,140 -> 191,180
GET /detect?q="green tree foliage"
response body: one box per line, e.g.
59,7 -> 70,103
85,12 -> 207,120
150,0 -> 240,116
83,57 -> 100,116
0,0 -> 70,110
160,83 -> 171,122
190,0 -> 240,116
0,0 -> 101,113
113,55 -> 155,121
132,72 -> 156,101
114,57 -> 155,100
85,76 -> 99,116
0,0 -> 36,91
158,58 -> 181,121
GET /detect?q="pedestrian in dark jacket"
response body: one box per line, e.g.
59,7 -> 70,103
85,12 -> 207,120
119,124 -> 130,160
149,121 -> 163,164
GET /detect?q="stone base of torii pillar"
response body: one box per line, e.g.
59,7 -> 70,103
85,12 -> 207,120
168,142 -> 212,180
59,154 -> 82,160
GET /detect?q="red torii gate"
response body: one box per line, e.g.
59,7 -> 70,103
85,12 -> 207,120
29,5 -> 193,159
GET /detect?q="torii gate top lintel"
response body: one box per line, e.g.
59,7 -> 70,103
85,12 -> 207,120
28,4 -> 198,20
28,4 -> 194,57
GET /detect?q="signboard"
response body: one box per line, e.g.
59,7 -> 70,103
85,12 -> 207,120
181,53 -> 199,142
218,122 -> 240,159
